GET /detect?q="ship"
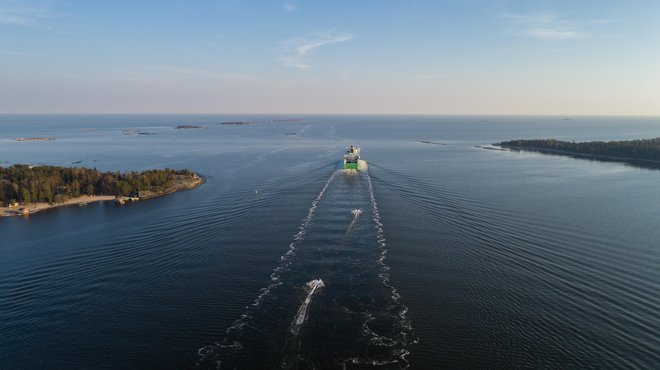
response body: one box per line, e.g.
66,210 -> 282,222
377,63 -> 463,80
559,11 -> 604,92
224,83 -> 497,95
343,145 -> 361,170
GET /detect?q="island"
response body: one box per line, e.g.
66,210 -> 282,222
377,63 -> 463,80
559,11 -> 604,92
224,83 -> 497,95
15,137 -> 56,141
271,119 -> 304,123
218,119 -> 304,125
1,165 -> 203,217
122,129 -> 157,136
219,121 -> 254,125
175,125 -> 204,129
497,138 -> 660,166
419,140 -> 446,145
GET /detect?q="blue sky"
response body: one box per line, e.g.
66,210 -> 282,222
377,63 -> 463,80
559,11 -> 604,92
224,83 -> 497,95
1,0 -> 659,114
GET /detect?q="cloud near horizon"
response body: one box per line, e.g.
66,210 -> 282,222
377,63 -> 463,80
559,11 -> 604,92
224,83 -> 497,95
502,11 -> 585,40
524,28 -> 582,40
280,32 -> 353,69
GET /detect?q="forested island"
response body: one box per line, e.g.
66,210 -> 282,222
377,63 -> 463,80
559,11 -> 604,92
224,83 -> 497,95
1,165 -> 203,216
498,138 -> 660,166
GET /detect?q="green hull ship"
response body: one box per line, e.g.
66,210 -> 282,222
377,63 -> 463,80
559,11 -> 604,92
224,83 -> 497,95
343,145 -> 360,170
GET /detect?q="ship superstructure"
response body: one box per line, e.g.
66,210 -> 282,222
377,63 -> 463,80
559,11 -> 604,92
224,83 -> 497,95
343,145 -> 360,170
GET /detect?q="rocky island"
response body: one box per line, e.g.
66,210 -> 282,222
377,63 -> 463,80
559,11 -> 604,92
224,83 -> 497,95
219,118 -> 304,125
1,165 -> 203,217
15,137 -> 56,141
497,138 -> 660,167
175,125 -> 204,129
219,121 -> 254,125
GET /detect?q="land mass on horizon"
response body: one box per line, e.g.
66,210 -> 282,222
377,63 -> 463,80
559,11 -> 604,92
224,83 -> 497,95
497,137 -> 660,167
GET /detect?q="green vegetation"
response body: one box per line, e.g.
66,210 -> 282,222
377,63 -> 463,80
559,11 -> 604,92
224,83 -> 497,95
499,138 -> 660,162
0,165 -> 197,206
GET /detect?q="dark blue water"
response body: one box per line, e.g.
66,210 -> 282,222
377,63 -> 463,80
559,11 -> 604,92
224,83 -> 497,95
1,115 -> 659,369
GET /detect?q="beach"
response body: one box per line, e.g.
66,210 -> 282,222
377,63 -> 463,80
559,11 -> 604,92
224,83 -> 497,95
1,195 -> 116,217
0,175 -> 204,217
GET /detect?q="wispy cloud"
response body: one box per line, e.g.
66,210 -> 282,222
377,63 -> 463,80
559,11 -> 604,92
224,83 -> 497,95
501,11 -> 559,26
279,56 -> 312,69
501,11 -> 585,40
0,4 -> 61,28
0,13 -> 30,26
524,28 -> 581,40
284,3 -> 296,13
280,31 -> 353,69
0,49 -> 25,57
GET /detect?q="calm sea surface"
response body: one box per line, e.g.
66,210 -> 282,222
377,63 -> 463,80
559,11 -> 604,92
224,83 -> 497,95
1,115 -> 659,369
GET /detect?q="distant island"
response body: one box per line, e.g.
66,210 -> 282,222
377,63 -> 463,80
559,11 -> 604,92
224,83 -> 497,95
419,140 -> 446,146
1,165 -> 203,217
15,137 -> 56,142
122,129 -> 157,135
498,138 -> 660,165
270,119 -> 303,122
219,119 -> 304,125
219,121 -> 254,125
175,125 -> 205,129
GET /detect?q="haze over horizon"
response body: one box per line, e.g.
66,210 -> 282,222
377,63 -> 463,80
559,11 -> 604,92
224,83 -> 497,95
1,0 -> 659,115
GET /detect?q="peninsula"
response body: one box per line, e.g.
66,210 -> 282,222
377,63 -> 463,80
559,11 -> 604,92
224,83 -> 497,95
1,165 -> 203,217
498,138 -> 660,166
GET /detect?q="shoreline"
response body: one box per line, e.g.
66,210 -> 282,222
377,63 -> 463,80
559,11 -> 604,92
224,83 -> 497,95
1,175 -> 204,218
1,195 -> 116,217
496,144 -> 660,166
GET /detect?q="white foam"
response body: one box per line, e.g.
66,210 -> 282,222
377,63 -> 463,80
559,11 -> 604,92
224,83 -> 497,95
198,170 -> 340,363
363,172 -> 415,367
290,278 -> 325,335
338,209 -> 363,248
242,170 -> 338,309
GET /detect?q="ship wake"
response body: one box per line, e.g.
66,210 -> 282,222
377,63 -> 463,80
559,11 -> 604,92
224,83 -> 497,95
338,209 -> 362,249
338,172 -> 416,369
196,169 -> 414,369
197,170 -> 339,369
290,279 -> 325,335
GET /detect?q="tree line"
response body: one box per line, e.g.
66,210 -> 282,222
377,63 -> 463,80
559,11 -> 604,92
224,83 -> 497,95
499,138 -> 660,162
0,165 -> 195,206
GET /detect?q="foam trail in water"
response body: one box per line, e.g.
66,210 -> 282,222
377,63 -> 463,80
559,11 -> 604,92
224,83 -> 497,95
341,169 -> 360,176
338,209 -> 363,248
349,208 -> 363,227
290,279 -> 325,335
338,172 -> 415,369
197,170 -> 340,368
279,279 -> 325,369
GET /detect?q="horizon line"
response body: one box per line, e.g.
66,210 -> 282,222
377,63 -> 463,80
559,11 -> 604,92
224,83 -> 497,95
1,112 -> 659,118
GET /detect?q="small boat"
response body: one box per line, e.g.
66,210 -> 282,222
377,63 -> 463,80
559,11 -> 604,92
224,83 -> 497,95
343,145 -> 360,170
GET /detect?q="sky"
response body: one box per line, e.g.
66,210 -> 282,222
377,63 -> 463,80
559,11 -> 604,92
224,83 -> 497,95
1,0 -> 659,115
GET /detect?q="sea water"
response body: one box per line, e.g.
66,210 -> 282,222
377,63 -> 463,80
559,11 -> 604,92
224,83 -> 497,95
1,115 -> 659,368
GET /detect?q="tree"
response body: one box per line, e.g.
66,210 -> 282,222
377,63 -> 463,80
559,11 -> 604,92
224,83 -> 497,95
0,165 -> 196,204
20,188 -> 31,204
